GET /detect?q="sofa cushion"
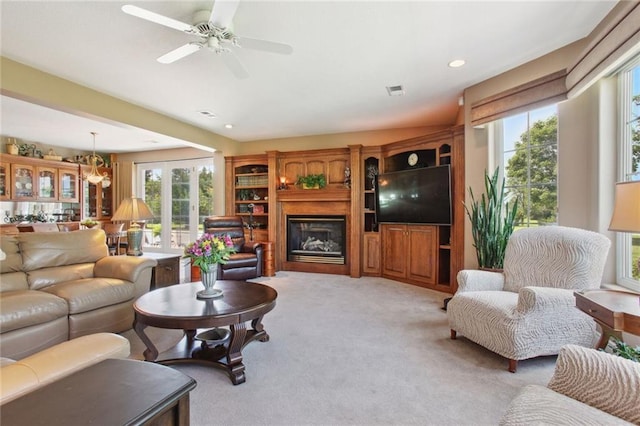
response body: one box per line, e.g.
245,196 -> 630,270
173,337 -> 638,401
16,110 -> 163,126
27,264 -> 95,291
42,278 -> 135,314
499,384 -> 632,425
17,229 -> 108,272
0,290 -> 68,333
0,236 -> 21,275
0,272 -> 28,293
548,345 -> 640,424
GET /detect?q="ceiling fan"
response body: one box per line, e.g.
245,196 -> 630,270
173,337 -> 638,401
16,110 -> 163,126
122,0 -> 293,79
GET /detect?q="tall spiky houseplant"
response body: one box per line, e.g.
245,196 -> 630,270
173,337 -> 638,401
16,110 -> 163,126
465,167 -> 519,270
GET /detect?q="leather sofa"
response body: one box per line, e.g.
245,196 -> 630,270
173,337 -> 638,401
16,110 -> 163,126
0,229 -> 157,360
0,333 -> 130,405
203,215 -> 263,280
500,344 -> 640,425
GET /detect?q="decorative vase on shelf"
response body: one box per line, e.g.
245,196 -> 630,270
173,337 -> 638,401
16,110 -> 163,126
197,266 -> 223,299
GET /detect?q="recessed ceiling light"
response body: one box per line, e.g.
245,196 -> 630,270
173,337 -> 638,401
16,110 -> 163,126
448,59 -> 466,68
386,85 -> 405,96
225,124 -> 233,129
198,110 -> 217,118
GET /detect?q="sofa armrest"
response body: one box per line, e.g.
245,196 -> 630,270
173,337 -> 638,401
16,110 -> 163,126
548,344 -> 640,424
94,256 -> 157,295
515,287 -> 575,314
1,333 -> 130,405
456,269 -> 505,292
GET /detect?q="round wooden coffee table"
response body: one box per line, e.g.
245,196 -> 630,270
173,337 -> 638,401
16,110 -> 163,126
133,280 -> 277,385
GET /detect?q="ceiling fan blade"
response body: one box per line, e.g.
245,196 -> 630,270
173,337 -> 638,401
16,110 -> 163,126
158,43 -> 202,64
237,37 -> 293,55
209,0 -> 240,29
122,4 -> 194,33
221,52 -> 249,79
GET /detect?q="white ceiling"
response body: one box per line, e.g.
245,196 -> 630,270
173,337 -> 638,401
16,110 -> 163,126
0,0 -> 616,153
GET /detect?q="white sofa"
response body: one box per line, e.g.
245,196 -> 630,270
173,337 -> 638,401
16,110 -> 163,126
500,344 -> 640,425
447,226 -> 611,372
0,332 -> 130,405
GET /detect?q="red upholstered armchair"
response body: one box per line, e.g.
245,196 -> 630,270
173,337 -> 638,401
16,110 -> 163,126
203,216 -> 263,280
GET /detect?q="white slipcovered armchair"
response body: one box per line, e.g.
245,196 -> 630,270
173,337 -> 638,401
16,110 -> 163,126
447,226 -> 611,372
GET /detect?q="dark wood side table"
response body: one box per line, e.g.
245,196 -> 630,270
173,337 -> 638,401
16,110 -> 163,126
575,289 -> 640,349
0,358 -> 196,425
143,252 -> 182,289
261,241 -> 275,276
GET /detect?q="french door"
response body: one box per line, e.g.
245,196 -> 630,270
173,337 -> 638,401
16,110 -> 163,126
137,159 -> 215,254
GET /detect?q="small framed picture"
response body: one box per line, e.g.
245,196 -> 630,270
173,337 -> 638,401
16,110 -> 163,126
252,205 -> 264,214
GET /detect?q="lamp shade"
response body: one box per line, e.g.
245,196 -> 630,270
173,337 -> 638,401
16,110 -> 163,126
609,181 -> 640,233
112,197 -> 154,222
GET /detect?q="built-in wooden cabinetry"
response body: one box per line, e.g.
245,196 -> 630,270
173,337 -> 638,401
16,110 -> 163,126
0,154 -> 80,203
381,224 -> 437,285
225,155 -> 270,242
81,165 -> 113,220
224,125 -> 464,294
0,160 -> 8,201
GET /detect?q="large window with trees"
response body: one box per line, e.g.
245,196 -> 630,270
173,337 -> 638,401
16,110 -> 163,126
137,158 -> 215,253
616,57 -> 640,289
490,105 -> 558,227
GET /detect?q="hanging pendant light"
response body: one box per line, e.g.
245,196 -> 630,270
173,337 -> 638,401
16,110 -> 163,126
83,132 -> 108,184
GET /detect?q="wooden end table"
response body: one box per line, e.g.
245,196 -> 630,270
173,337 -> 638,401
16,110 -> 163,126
575,289 -> 640,349
133,280 -> 277,385
1,359 -> 196,425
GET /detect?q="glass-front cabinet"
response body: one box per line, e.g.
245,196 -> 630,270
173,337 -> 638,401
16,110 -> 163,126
37,166 -> 57,200
11,163 -> 36,200
82,166 -> 113,220
0,161 -> 9,200
59,167 -> 79,202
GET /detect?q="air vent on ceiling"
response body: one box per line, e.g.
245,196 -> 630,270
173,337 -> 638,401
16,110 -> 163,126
198,110 -> 217,118
386,85 -> 405,96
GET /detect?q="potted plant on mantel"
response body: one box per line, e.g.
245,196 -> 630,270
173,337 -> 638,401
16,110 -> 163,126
296,174 -> 327,189
464,167 -> 519,270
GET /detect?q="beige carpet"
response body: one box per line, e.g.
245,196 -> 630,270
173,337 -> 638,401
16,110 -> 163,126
129,271 -> 558,426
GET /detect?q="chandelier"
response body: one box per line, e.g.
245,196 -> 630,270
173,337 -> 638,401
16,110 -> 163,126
83,132 -> 109,185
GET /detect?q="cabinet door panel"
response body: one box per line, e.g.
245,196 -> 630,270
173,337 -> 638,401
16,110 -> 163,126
381,224 -> 406,278
363,233 -> 380,275
407,225 -> 436,284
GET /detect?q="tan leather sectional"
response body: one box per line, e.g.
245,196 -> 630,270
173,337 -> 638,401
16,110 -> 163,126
0,229 -> 157,359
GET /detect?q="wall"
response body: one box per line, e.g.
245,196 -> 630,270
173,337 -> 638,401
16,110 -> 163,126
232,126 -> 449,155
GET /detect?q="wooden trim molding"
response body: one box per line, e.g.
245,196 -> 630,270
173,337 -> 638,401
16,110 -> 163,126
470,70 -> 567,126
566,1 -> 640,98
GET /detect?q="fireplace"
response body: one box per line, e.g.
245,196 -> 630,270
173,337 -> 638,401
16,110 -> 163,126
287,215 -> 346,265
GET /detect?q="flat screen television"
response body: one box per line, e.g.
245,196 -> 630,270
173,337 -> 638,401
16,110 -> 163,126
375,165 -> 451,225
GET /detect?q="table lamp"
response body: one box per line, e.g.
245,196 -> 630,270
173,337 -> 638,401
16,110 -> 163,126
609,180 -> 640,274
111,196 -> 154,256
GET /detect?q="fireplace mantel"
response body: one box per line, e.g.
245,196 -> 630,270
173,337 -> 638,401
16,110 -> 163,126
277,189 -> 351,275
276,188 -> 350,202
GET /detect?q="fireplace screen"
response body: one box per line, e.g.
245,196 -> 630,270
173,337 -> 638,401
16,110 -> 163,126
287,215 -> 346,264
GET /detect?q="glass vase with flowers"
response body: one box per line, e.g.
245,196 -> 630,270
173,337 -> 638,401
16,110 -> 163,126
184,233 -> 236,299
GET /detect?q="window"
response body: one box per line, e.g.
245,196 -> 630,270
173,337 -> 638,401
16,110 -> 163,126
137,158 -> 215,253
616,57 -> 640,290
490,105 -> 558,227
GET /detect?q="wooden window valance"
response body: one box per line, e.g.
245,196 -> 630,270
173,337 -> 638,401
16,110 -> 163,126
566,2 -> 640,98
470,70 -> 567,126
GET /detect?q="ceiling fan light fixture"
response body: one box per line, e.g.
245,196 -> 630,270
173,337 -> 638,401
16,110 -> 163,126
157,43 -> 202,64
83,132 -> 109,185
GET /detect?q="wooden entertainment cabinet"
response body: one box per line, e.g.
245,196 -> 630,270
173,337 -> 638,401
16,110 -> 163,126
225,125 -> 464,294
